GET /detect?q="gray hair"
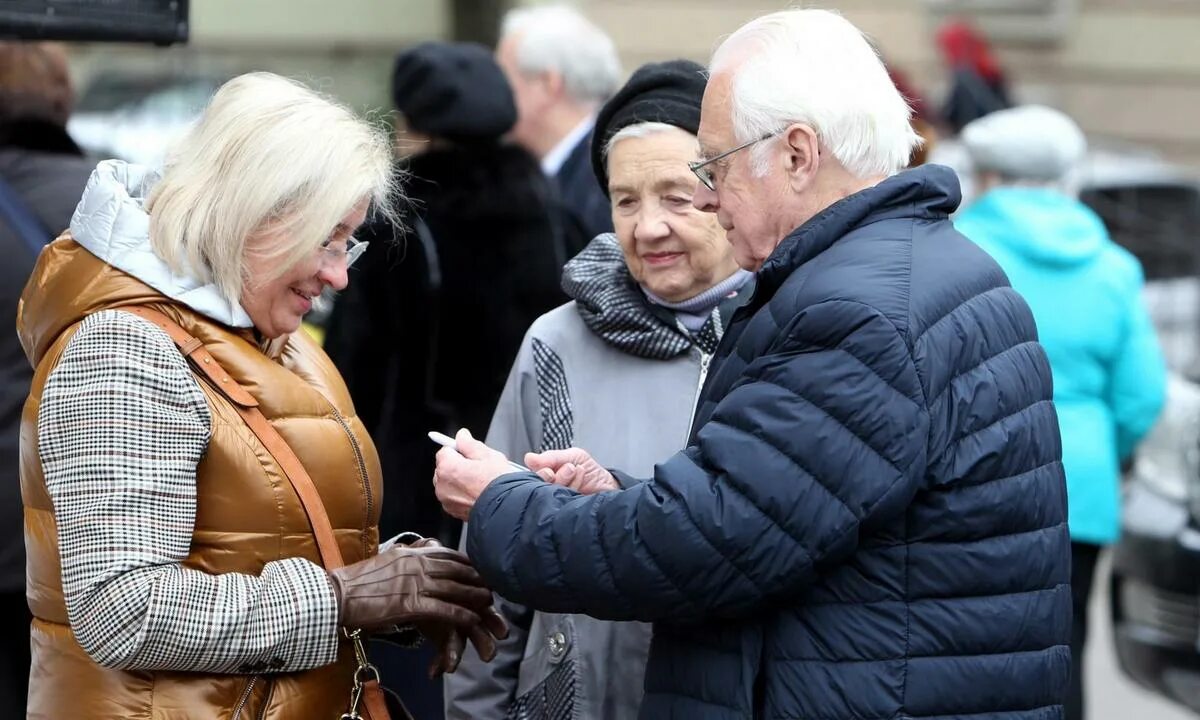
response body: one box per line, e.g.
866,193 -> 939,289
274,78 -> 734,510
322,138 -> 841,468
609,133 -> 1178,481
603,121 -> 691,163
146,72 -> 397,305
710,9 -> 920,179
501,5 -> 622,105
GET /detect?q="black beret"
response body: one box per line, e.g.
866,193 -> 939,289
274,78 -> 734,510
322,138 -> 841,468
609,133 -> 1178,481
591,59 -> 707,196
392,41 -> 517,142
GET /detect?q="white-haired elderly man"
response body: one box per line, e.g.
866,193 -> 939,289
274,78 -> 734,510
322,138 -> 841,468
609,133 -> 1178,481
496,4 -> 621,249
436,9 -> 1071,719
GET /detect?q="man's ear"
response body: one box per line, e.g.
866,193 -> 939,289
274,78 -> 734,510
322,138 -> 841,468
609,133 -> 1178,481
782,123 -> 821,192
541,69 -> 566,100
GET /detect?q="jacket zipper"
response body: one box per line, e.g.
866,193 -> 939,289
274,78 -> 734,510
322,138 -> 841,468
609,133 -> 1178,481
687,350 -> 712,440
332,407 -> 372,557
255,677 -> 276,720
233,676 -> 258,720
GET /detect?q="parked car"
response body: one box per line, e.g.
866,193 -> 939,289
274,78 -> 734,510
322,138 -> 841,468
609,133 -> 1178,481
1089,171 -> 1200,715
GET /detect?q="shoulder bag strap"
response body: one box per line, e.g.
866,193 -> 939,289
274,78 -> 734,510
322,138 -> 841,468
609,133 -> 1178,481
121,306 -> 404,720
121,305 -> 346,569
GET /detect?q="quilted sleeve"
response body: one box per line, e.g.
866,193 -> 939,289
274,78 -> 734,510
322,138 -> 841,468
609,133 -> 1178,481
466,300 -> 929,622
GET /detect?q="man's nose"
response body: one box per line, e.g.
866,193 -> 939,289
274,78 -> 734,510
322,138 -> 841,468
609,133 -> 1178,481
693,183 -> 719,213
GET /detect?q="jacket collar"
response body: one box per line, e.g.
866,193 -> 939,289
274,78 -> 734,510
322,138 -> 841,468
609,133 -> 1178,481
68,159 -> 254,328
755,164 -> 962,297
0,118 -> 83,156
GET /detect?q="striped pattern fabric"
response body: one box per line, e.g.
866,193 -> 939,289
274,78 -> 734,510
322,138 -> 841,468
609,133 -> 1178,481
531,338 -> 574,453
504,658 -> 580,720
562,234 -> 725,361
540,234 -> 732,454
37,310 -> 339,673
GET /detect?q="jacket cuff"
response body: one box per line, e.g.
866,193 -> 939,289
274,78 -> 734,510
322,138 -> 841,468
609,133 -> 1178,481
611,469 -> 642,489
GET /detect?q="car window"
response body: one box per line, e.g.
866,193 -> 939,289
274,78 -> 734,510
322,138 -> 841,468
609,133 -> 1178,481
1082,182 -> 1200,377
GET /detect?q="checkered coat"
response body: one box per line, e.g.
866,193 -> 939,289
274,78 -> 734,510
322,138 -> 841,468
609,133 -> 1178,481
18,234 -> 383,719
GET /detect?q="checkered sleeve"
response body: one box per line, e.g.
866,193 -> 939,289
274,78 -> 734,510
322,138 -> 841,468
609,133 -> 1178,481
37,310 -> 340,673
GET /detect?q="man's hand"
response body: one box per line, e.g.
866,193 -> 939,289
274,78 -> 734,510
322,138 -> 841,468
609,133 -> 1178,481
433,429 -> 523,520
524,448 -> 620,494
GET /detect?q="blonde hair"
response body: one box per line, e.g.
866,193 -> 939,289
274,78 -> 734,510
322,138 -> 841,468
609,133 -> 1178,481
146,72 -> 397,304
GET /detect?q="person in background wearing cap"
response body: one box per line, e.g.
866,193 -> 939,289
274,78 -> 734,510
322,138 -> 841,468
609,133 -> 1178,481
433,8 -> 1071,719
443,59 -> 750,720
325,41 -> 568,553
955,105 -> 1166,720
495,5 -> 621,255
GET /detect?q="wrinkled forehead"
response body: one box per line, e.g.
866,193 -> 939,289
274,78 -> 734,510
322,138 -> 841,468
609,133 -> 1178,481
697,71 -> 735,157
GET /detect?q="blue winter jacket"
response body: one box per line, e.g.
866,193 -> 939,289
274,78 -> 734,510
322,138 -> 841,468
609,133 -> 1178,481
467,165 -> 1072,719
956,187 -> 1166,545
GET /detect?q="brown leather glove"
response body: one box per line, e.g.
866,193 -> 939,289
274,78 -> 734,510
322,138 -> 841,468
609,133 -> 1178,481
404,537 -> 509,677
327,543 -> 508,675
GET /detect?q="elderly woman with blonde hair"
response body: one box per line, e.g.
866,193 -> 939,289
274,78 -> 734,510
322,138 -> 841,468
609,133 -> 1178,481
18,72 -> 505,720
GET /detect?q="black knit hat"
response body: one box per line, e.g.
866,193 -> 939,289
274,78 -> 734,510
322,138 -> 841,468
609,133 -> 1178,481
392,41 -> 517,142
591,59 -> 707,196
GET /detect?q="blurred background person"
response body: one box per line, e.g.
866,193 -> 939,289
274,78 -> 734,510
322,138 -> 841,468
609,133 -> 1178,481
326,40 -> 567,545
444,58 -> 751,720
495,4 -> 621,253
886,63 -> 938,167
955,104 -> 1168,720
936,19 -> 1012,134
0,40 -> 95,715
323,43 -> 569,718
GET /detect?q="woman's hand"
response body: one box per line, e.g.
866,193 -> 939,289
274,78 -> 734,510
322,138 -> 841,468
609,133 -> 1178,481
327,541 -> 508,676
406,537 -> 508,677
524,447 -> 620,494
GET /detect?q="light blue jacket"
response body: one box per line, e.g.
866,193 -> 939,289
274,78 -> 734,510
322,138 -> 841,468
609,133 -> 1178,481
957,187 -> 1166,544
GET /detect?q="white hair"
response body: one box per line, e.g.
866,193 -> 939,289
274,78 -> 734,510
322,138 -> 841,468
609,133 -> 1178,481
603,121 -> 693,162
146,72 -> 396,305
501,4 -> 621,105
710,9 -> 919,179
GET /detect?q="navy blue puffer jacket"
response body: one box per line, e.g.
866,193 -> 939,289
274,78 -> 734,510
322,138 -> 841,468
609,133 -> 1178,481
467,165 -> 1071,719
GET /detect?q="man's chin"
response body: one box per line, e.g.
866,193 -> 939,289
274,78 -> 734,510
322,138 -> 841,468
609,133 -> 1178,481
733,250 -> 763,273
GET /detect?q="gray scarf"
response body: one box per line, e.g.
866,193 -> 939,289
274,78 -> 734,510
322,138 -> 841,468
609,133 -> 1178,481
562,234 -> 750,359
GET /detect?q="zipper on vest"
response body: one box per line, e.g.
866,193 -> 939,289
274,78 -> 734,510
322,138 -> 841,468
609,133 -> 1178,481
233,675 -> 258,719
255,677 -> 276,720
332,408 -> 372,556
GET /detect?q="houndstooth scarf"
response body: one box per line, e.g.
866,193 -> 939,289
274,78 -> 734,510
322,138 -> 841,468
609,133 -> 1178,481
562,234 -> 746,359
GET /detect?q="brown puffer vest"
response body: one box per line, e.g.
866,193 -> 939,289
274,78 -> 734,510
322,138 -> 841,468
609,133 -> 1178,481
18,237 -> 383,719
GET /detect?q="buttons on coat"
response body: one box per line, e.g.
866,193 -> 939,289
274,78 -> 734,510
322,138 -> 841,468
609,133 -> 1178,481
547,630 -> 568,661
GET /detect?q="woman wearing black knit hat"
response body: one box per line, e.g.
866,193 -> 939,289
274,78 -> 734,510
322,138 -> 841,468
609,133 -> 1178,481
323,45 -> 573,716
445,59 -> 752,720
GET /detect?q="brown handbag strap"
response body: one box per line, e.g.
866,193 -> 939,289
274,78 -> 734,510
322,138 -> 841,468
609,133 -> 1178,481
122,306 -> 345,569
